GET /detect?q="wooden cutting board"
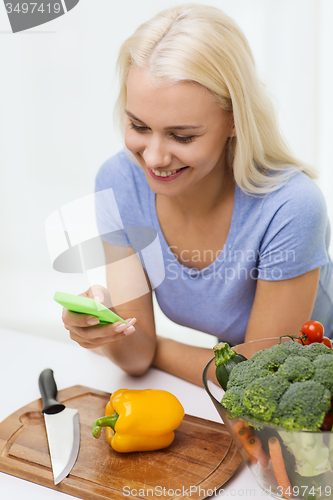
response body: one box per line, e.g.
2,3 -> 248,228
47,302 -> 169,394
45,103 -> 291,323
0,385 -> 242,500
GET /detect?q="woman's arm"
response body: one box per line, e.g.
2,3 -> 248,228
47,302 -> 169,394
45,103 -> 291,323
153,268 -> 321,385
63,241 -> 217,384
102,243 -> 217,384
244,267 -> 321,342
152,336 -> 217,387
62,242 -> 156,377
65,247 -> 321,385
101,258 -> 322,385
67,251 -> 322,386
99,242 -> 157,376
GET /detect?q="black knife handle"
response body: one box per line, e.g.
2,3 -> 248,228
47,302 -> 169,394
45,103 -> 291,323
39,369 -> 66,415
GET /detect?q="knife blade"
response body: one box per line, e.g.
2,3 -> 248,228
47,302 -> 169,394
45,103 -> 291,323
38,368 -> 80,485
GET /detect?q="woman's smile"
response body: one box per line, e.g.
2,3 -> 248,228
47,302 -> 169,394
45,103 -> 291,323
148,166 -> 190,181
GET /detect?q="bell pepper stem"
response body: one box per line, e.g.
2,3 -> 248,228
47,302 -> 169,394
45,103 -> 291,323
92,412 -> 119,438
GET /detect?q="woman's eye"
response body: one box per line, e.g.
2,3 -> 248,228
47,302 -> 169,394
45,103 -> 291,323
130,121 -> 195,144
130,122 -> 148,132
171,134 -> 195,144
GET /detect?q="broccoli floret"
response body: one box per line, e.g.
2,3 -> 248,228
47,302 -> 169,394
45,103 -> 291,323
250,341 -> 306,372
278,340 -> 305,356
251,343 -> 291,371
221,386 -> 250,417
314,354 -> 333,365
302,342 -> 333,361
313,355 -> 333,394
243,375 -> 290,423
226,360 -> 271,389
273,380 -> 331,431
249,349 -> 266,362
277,355 -> 315,382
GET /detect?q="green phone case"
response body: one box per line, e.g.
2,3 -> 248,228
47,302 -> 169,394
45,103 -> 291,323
53,292 -> 127,325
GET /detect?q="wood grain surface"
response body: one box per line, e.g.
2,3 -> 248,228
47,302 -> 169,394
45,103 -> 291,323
0,385 -> 242,500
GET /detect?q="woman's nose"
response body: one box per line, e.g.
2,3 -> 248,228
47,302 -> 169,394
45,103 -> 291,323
141,137 -> 172,169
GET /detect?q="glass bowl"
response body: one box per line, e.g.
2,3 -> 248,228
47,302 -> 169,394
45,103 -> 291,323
203,338 -> 333,500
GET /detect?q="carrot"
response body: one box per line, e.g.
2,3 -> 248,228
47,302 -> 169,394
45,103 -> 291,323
236,427 -> 258,464
246,436 -> 270,468
236,426 -> 252,441
233,420 -> 249,433
268,437 -> 292,499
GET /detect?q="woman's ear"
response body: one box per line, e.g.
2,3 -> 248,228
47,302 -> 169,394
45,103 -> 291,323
228,118 -> 236,137
229,125 -> 236,137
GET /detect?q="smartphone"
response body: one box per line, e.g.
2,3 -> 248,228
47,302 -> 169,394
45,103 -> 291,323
53,291 -> 127,325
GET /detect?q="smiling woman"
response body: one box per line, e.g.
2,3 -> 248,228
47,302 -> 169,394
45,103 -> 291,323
124,67 -> 235,203
114,4 -> 317,195
61,4 -> 333,387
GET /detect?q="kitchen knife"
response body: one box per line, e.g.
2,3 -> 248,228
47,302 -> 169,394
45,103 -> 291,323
39,368 -> 80,484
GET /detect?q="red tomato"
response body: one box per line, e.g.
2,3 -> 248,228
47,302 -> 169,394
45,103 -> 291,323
296,338 -> 310,345
300,320 -> 324,344
322,336 -> 332,349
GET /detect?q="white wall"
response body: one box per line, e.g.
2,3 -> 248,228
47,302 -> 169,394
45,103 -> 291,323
0,0 -> 332,346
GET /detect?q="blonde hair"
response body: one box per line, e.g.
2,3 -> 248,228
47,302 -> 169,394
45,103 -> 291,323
114,3 -> 317,194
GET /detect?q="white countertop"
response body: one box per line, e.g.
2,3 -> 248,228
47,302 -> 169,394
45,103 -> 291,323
0,327 -> 266,500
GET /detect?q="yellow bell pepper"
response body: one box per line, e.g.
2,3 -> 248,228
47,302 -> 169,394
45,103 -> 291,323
92,388 -> 184,453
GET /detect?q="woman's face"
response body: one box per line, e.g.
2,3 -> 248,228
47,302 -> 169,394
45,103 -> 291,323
124,65 -> 235,196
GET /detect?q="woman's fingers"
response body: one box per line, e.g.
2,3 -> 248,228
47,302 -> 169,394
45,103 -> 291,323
65,317 -> 137,348
113,318 -> 137,334
62,308 -> 100,327
62,285 -> 136,349
69,330 -> 130,347
60,285 -> 136,348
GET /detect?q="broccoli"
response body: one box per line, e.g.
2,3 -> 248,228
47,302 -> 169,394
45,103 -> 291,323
218,338 -> 333,500
226,360 -> 271,389
314,353 -> 333,366
221,386 -> 250,417
243,375 -> 290,422
276,355 -> 315,382
251,341 -> 306,373
249,349 -> 266,363
221,340 -> 333,432
273,380 -> 331,431
279,340 -> 305,356
302,342 -> 333,361
313,354 -> 333,394
253,343 -> 291,371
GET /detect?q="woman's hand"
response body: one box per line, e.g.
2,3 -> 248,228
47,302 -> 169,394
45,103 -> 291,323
62,284 -> 137,349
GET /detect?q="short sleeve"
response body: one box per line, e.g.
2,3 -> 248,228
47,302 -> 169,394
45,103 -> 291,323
258,176 -> 329,281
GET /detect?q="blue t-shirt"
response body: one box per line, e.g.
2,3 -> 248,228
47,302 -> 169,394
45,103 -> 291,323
95,149 -> 333,343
